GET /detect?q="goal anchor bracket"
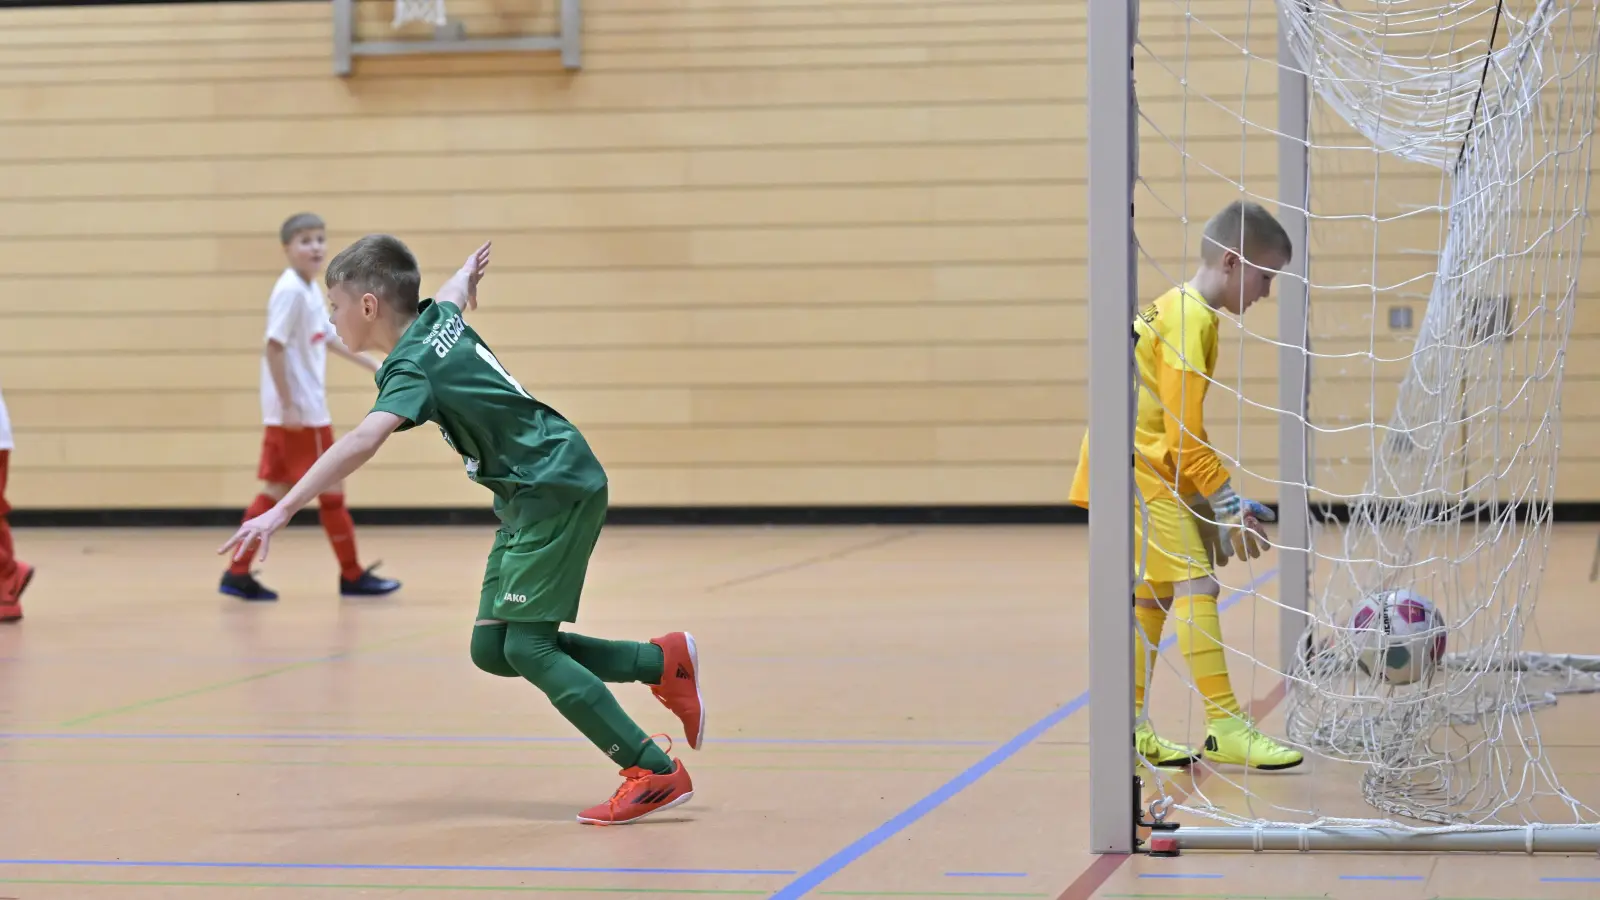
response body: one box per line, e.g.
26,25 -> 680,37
1132,776 -> 1183,857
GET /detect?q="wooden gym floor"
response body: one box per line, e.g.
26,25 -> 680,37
2,522 -> 1599,899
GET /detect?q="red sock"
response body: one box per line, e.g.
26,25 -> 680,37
229,493 -> 278,576
319,494 -> 365,582
0,516 -> 15,585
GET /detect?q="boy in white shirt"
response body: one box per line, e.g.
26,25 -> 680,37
219,213 -> 402,601
0,381 -> 31,622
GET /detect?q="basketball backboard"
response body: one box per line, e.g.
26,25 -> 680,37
332,0 -> 581,75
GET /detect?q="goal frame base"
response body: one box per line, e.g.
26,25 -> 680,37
1165,825 -> 1600,854
1127,777 -> 1600,855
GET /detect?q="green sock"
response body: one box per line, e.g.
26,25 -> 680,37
503,621 -> 674,775
557,632 -> 665,684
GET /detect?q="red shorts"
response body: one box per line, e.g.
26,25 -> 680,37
256,425 -> 336,485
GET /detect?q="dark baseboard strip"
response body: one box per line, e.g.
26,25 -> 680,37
9,502 -> 1600,528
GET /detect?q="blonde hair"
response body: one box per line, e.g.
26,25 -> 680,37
1201,200 -> 1293,266
324,234 -> 422,316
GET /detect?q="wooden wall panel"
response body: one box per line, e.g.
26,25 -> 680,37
0,0 -> 1597,511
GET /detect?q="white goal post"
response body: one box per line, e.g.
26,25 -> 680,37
1087,0 -> 1600,854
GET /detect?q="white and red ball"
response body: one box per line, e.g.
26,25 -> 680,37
1350,589 -> 1446,685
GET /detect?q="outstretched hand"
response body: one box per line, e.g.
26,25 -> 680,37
218,505 -> 291,564
460,240 -> 492,311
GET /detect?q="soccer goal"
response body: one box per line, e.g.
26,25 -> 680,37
1086,0 -> 1600,854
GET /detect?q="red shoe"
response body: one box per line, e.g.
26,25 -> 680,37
576,756 -> 694,826
650,632 -> 705,749
0,562 -> 32,623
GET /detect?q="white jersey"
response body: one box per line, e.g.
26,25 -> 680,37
0,381 -> 11,452
260,268 -> 333,428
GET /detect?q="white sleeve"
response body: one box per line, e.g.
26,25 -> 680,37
0,385 -> 12,452
264,287 -> 299,345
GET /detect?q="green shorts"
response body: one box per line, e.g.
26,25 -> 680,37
476,486 -> 608,624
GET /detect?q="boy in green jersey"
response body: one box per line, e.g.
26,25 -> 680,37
219,236 -> 705,826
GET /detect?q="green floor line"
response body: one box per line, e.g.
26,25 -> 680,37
0,878 -> 1045,897
56,625 -> 451,728
1104,895 -> 1549,900
0,755 -> 1040,774
1100,894 -> 1338,900
819,883 -> 1056,890
0,733 -> 1084,764
0,736 -> 1053,757
0,879 -> 765,895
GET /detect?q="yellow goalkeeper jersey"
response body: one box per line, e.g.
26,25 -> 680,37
1070,283 -> 1233,506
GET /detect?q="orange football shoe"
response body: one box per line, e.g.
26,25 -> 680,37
0,561 -> 33,622
649,632 -> 705,749
576,756 -> 694,826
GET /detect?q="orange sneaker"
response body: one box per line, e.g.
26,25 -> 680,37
0,562 -> 32,623
576,757 -> 694,826
650,632 -> 705,750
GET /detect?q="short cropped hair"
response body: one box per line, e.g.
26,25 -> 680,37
1201,200 -> 1293,266
280,212 -> 325,245
325,234 -> 422,315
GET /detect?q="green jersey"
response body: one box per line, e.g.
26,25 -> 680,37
371,299 -> 608,529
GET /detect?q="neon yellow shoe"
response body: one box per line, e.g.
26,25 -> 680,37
1136,720 -> 1201,767
1202,717 -> 1303,769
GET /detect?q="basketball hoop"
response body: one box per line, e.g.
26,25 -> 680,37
393,0 -> 447,28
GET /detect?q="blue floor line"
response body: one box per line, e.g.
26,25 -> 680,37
765,569 -> 1278,900
0,733 -> 995,747
0,859 -> 794,876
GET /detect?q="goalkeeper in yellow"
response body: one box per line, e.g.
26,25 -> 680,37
1072,200 -> 1303,770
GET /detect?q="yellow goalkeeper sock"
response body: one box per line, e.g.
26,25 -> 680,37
1133,604 -> 1168,716
1170,593 -> 1244,721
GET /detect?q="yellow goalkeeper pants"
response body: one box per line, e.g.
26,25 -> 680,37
1132,494 -> 1212,593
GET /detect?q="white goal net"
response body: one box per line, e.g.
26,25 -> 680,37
1118,0 -> 1600,848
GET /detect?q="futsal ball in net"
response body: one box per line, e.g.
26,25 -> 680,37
1350,589 -> 1446,685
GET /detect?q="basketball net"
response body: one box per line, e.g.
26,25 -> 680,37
393,0 -> 447,27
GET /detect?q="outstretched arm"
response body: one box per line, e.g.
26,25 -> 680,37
218,410 -> 407,562
434,240 -> 493,315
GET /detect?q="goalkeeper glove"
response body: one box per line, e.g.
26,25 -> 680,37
1204,481 -> 1276,562
1186,494 -> 1232,568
